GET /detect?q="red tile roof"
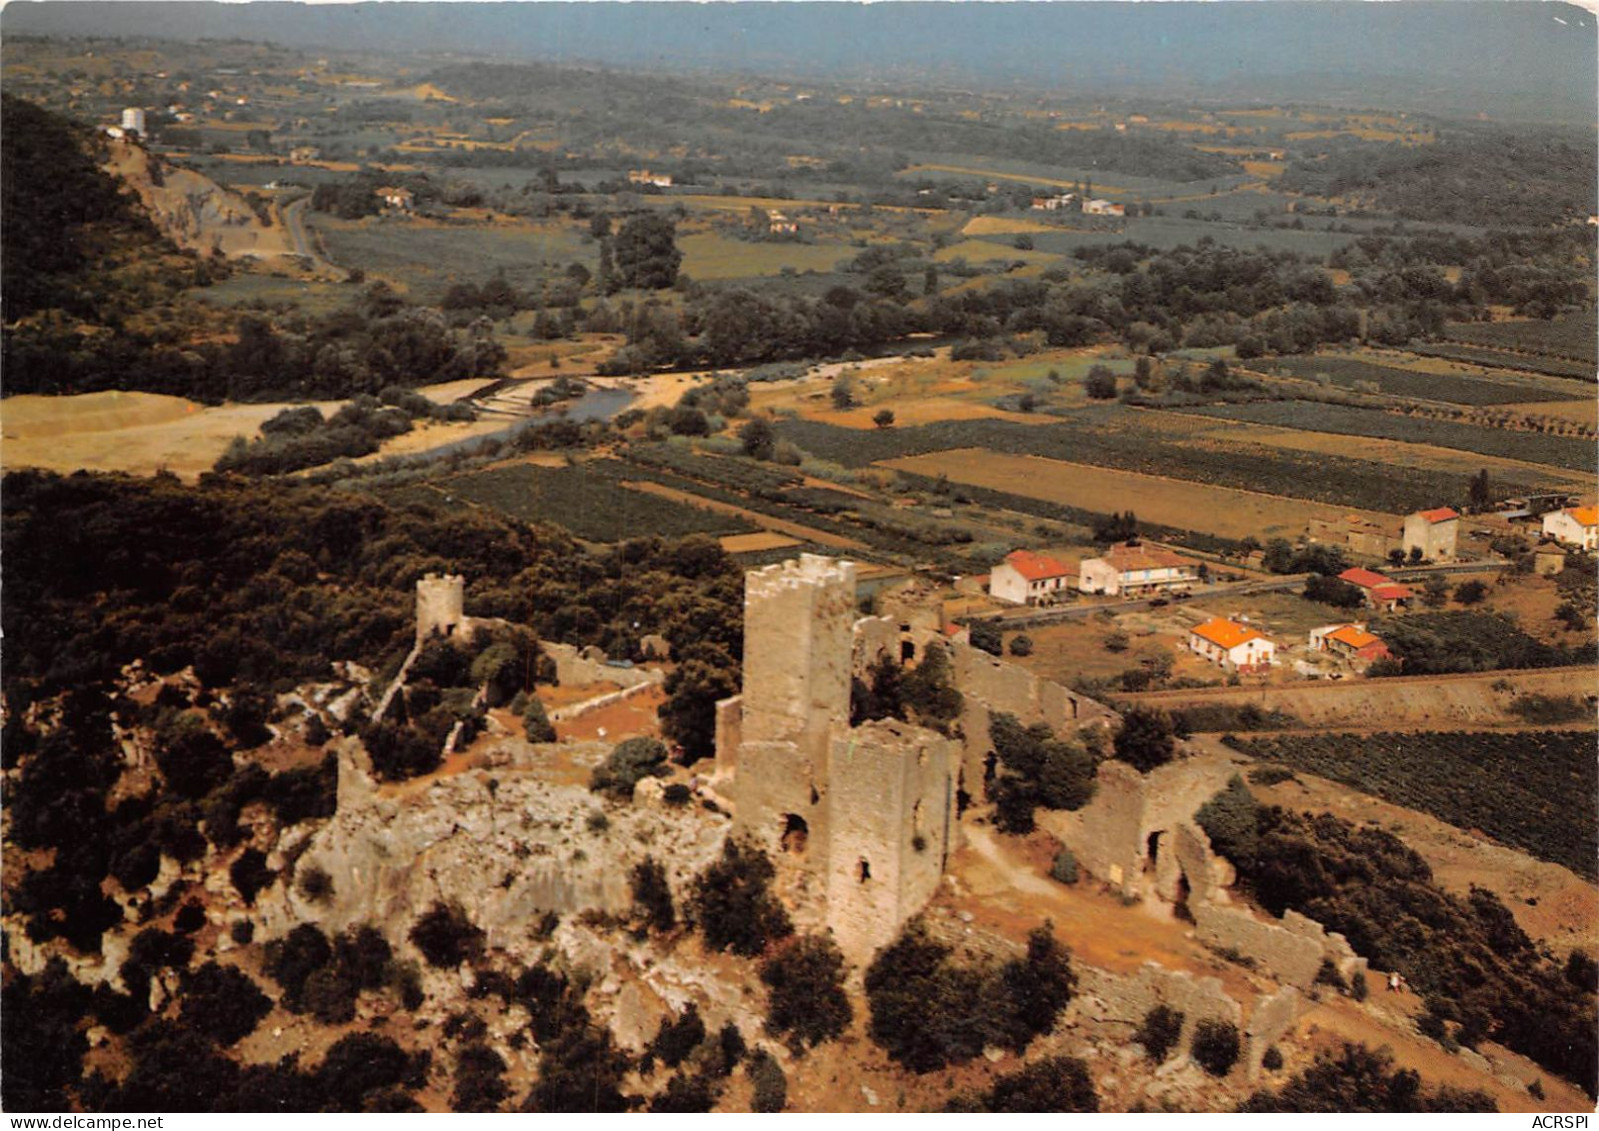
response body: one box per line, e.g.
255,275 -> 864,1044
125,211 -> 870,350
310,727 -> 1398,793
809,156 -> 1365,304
1004,549 -> 1071,582
1328,624 -> 1380,650
1338,567 -> 1393,589
1102,542 -> 1195,573
1191,617 -> 1267,650
1370,583 -> 1414,602
1416,507 -> 1459,524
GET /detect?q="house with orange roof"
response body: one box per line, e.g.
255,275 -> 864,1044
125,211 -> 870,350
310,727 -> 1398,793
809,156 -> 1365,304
1309,622 -> 1392,669
1542,505 -> 1597,552
1079,541 -> 1198,597
1402,507 -> 1459,561
1187,617 -> 1275,673
990,549 -> 1072,605
1338,567 -> 1414,613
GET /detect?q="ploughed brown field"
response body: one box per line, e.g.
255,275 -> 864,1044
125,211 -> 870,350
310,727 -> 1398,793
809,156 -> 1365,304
877,447 -> 1401,540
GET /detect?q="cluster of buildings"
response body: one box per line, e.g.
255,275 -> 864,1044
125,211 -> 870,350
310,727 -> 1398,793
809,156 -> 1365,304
990,541 -> 1199,606
1028,191 -> 1126,217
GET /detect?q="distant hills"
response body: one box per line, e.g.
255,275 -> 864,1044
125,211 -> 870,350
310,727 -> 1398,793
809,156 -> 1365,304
4,1 -> 1595,123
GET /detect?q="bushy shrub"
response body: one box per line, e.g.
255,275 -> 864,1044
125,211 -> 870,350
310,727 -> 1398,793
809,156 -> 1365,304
1049,848 -> 1080,885
749,1049 -> 787,1113
409,902 -> 485,968
759,934 -> 853,1052
1134,1004 -> 1184,1063
590,737 -> 668,801
630,856 -> 676,933
1191,1019 -> 1241,1076
687,838 -> 792,957
179,962 -> 271,1046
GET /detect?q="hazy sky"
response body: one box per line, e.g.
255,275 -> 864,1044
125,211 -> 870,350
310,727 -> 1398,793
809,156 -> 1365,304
6,2 -> 1596,121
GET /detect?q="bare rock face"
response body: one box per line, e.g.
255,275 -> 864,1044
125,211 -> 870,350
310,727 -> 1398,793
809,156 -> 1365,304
252,741 -> 730,965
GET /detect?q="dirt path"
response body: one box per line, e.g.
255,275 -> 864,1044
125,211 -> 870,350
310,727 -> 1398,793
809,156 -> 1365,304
621,480 -> 869,550
949,823 -> 1261,1003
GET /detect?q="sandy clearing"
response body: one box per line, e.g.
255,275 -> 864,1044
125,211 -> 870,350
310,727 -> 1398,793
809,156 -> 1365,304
960,215 -> 1057,237
718,531 -> 801,553
2,393 -> 292,479
878,448 -> 1399,540
412,377 -> 498,404
588,371 -> 712,412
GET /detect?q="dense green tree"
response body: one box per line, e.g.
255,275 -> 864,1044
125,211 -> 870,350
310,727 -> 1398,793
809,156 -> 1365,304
759,934 -> 853,1052
688,837 -> 793,957
180,962 -> 272,1047
1112,707 -> 1177,773
612,214 -> 682,289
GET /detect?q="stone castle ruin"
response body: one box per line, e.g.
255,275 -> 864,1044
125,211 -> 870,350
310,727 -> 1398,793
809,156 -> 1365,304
710,556 -> 959,962
708,555 -> 1120,962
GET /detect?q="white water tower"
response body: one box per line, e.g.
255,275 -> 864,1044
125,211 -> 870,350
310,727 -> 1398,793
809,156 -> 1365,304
120,107 -> 146,136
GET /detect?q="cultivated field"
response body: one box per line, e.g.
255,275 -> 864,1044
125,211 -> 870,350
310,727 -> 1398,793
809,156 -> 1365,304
675,231 -> 849,279
876,448 -> 1396,540
1135,409 -> 1590,488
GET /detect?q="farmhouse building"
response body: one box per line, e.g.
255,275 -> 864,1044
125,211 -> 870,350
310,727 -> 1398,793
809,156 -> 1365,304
990,549 -> 1072,605
1541,506 -> 1597,552
1337,567 -> 1414,612
1187,618 -> 1275,673
374,186 -> 414,211
1031,193 -> 1076,211
766,210 -> 799,235
1310,513 -> 1394,559
627,169 -> 673,187
1079,542 -> 1198,597
1308,622 -> 1391,669
1402,507 -> 1459,561
1083,198 -> 1126,217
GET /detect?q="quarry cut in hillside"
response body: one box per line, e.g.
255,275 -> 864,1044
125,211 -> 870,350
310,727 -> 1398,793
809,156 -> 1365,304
102,137 -> 298,261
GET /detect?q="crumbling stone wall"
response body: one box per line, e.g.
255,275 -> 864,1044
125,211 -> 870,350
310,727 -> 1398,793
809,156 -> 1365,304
1074,962 -> 1242,1051
1043,757 -> 1237,898
1244,986 -> 1306,1081
542,641 -> 658,690
950,640 -> 1117,805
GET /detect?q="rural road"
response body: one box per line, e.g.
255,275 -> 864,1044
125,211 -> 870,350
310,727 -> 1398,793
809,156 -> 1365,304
280,197 -> 338,274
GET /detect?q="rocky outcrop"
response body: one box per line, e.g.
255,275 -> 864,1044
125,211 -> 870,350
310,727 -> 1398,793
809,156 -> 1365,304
252,739 -> 731,963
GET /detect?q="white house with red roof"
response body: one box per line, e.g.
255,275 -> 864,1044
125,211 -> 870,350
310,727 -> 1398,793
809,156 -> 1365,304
1079,541 -> 1198,597
1337,567 -> 1414,612
1309,622 -> 1392,670
1187,617 -> 1275,673
1542,505 -> 1597,552
1402,507 -> 1459,561
990,549 -> 1072,605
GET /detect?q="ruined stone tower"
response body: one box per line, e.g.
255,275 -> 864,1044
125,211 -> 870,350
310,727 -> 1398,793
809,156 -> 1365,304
416,573 -> 465,642
718,554 -> 958,962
